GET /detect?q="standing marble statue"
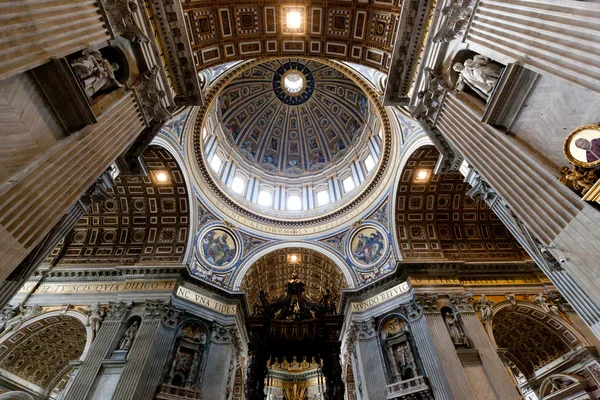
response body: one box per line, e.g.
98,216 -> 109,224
71,49 -> 123,98
453,55 -> 503,99
444,310 -> 468,346
118,321 -> 139,351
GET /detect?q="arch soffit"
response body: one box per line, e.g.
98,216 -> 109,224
389,133 -> 432,262
0,310 -> 93,361
184,56 -> 398,238
231,241 -> 355,291
485,300 -> 588,349
151,137 -> 197,263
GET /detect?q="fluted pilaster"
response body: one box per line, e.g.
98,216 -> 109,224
0,0 -> 110,81
466,0 -> 600,92
0,90 -> 145,282
424,314 -> 474,399
408,316 -> 453,400
63,321 -> 122,400
200,324 -> 235,399
460,312 -> 520,399
349,319 -> 387,400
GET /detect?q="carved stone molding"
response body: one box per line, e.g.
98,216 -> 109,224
432,0 -> 474,43
106,301 -> 133,322
98,0 -> 150,43
400,299 -> 423,321
133,66 -> 172,126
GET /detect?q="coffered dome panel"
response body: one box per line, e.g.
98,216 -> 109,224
216,59 -> 370,177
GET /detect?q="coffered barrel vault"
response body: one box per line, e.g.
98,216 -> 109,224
180,0 -> 402,72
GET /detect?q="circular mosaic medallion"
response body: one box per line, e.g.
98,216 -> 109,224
199,228 -> 238,268
349,226 -> 388,267
272,62 -> 315,105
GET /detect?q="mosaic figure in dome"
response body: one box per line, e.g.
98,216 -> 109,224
352,229 -> 385,265
202,229 -> 236,267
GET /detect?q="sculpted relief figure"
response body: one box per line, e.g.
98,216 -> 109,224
2,304 -> 42,334
71,49 -> 123,98
86,303 -> 106,335
453,55 -> 503,99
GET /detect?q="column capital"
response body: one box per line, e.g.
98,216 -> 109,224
416,294 -> 439,314
448,292 -> 475,313
211,323 -> 236,344
105,301 -> 133,322
349,318 -> 377,340
161,303 -> 184,328
143,299 -> 168,321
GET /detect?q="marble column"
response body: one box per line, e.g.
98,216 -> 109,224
200,323 -> 236,399
460,311 -> 521,399
347,319 -> 387,400
0,0 -> 110,81
465,0 -> 600,93
63,301 -> 133,400
407,314 -> 453,400
437,92 -> 600,338
423,312 -> 474,400
111,300 -> 177,400
0,90 -> 145,284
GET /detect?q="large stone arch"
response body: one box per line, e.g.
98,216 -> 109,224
46,145 -> 191,266
236,245 -> 351,311
0,311 -> 91,397
486,301 -> 584,378
393,145 -> 527,262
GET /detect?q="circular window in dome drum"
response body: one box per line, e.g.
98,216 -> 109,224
273,62 -> 315,105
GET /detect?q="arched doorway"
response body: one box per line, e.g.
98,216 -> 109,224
241,248 -> 346,400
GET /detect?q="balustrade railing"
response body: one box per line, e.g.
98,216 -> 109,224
386,375 -> 432,399
155,384 -> 202,399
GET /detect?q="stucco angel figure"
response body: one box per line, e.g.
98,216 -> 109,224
118,321 -> 139,350
453,55 -> 503,99
86,303 -> 106,334
474,294 -> 494,323
71,49 -> 122,98
2,304 -> 42,334
533,293 -> 560,315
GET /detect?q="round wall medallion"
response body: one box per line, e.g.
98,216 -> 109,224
272,62 -> 315,105
349,226 -> 388,267
564,124 -> 600,168
199,227 -> 239,268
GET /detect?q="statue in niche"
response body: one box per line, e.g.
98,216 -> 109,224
394,343 -> 416,380
453,55 -> 503,100
118,321 -> 139,351
0,304 -> 19,333
443,310 -> 468,347
71,49 -> 123,98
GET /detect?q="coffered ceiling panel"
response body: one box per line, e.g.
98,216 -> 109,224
396,146 -> 529,262
181,0 -> 402,72
46,146 -> 190,266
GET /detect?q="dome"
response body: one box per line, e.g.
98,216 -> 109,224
200,58 -> 385,219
